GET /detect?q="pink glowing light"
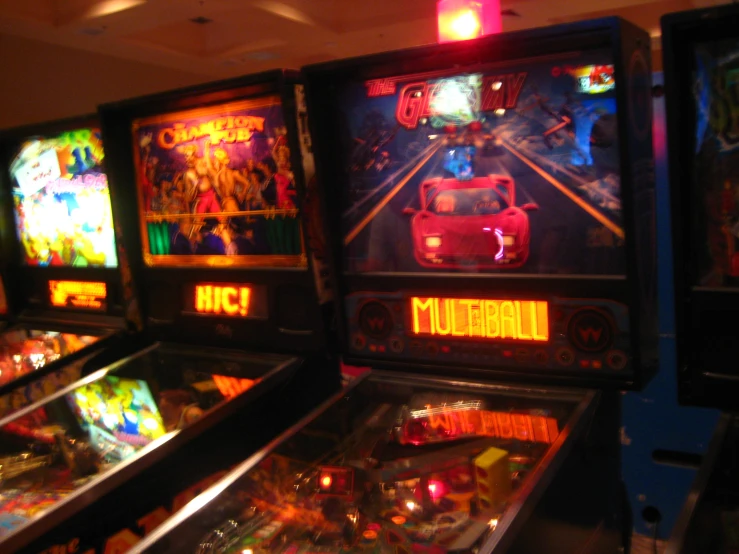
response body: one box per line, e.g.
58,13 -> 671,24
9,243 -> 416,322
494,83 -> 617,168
437,0 -> 502,44
494,228 -> 504,260
428,480 -> 446,500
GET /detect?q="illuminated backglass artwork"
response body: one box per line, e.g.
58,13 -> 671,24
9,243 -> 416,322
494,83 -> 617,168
336,51 -> 624,275
692,39 -> 739,287
131,97 -> 305,268
48,280 -> 107,311
8,128 -> 118,268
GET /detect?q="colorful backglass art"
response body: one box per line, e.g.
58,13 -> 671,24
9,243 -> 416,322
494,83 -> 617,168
131,96 -> 305,268
8,128 -> 118,268
692,39 -> 739,287
66,376 -> 167,447
337,51 -> 624,275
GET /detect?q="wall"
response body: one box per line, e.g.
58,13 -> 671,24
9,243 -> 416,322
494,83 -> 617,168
0,34 -> 210,129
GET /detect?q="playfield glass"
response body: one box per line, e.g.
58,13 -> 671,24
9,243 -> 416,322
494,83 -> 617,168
8,128 -> 118,268
131,96 -> 305,268
0,329 -> 99,389
123,376 -> 582,554
692,39 -> 739,287
337,51 -> 623,275
0,345 -> 270,540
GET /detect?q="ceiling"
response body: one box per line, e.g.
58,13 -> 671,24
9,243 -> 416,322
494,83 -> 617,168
0,0 -> 731,78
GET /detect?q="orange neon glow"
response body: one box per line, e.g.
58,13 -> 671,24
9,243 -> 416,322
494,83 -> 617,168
195,284 -> 251,317
320,475 -> 333,488
402,407 -> 559,445
410,297 -> 548,342
211,375 -> 258,399
49,280 -> 107,310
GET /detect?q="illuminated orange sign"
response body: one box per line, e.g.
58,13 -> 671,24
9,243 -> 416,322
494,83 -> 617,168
410,297 -> 548,342
212,375 -> 258,399
49,280 -> 107,311
195,284 -> 251,317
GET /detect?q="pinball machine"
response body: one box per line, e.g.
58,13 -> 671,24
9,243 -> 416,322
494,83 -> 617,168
0,71 -> 338,553
662,4 -> 739,553
126,17 -> 656,554
0,116 -> 149,421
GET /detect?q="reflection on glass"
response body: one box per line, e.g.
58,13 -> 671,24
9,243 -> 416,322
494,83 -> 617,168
67,377 -> 168,456
178,380 -> 572,554
0,348 -> 267,537
0,331 -> 100,387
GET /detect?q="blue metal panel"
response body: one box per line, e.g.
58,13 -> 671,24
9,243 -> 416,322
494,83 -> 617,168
621,73 -> 719,538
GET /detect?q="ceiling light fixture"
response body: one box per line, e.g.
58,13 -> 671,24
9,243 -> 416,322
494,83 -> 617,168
254,1 -> 316,26
85,0 -> 147,19
437,0 -> 501,43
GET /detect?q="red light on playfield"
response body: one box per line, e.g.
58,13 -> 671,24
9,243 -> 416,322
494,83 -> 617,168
320,474 -> 333,489
428,480 -> 446,500
437,0 -> 501,44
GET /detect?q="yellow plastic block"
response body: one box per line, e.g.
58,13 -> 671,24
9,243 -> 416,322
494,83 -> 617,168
474,446 -> 511,509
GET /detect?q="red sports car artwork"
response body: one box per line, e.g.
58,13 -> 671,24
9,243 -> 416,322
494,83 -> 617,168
403,175 -> 538,270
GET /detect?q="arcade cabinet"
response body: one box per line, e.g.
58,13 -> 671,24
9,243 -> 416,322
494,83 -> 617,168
662,4 -> 739,552
0,116 -> 147,420
0,72 -> 337,553
128,17 -> 656,554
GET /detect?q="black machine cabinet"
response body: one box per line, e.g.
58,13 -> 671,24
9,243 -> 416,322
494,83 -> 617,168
666,414 -> 739,554
662,3 -> 739,411
130,17 -> 655,554
305,17 -> 657,391
0,71 -> 339,553
662,5 -> 739,553
0,115 -> 148,422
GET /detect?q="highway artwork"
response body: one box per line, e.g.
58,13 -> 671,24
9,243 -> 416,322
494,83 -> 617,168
336,51 -> 625,276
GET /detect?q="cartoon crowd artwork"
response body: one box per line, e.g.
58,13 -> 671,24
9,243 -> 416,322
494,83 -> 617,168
337,51 -> 624,276
132,98 -> 303,266
10,129 -> 118,268
693,39 -> 739,287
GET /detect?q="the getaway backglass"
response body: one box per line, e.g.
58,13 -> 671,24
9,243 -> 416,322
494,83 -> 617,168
336,50 -> 623,276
